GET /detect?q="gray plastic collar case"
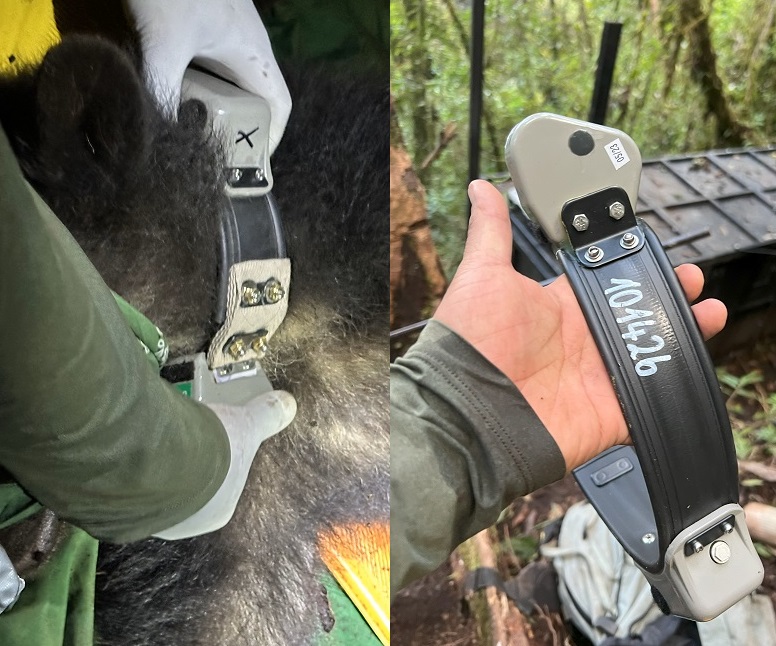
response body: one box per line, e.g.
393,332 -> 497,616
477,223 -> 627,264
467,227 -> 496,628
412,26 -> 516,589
182,68 -> 273,198
505,113 -> 641,244
642,504 -> 762,621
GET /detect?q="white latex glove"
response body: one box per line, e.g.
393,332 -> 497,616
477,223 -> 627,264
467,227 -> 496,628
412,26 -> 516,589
126,0 -> 292,155
154,389 -> 296,540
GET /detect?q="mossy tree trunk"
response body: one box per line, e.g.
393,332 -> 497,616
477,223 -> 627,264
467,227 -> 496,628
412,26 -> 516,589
390,98 -> 447,358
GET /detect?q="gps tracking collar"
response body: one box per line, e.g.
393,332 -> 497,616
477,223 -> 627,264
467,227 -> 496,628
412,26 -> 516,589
160,69 -> 290,406
505,113 -> 763,621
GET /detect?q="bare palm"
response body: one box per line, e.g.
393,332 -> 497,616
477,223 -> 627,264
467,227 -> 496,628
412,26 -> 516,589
434,180 -> 727,471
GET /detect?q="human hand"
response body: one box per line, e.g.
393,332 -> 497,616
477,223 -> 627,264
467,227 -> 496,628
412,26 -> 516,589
434,180 -> 727,472
154,389 -> 296,539
126,0 -> 292,154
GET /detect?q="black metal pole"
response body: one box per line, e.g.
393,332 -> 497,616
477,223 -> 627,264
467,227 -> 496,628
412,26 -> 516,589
468,0 -> 486,187
588,21 -> 622,125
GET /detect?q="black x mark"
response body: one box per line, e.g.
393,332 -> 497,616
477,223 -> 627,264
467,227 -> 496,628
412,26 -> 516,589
235,126 -> 260,148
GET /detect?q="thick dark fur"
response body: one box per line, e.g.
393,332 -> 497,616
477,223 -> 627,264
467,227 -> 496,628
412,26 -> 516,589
0,36 -> 388,644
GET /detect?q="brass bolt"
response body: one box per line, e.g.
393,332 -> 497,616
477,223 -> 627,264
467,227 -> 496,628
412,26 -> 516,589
227,338 -> 247,359
263,278 -> 285,304
241,281 -> 261,306
251,334 -> 269,356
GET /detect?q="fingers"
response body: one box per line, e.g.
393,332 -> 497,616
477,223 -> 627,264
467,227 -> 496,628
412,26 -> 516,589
463,180 -> 513,267
128,0 -> 292,153
674,264 -> 704,303
127,0 -> 199,112
673,263 -> 727,339
691,298 -> 727,340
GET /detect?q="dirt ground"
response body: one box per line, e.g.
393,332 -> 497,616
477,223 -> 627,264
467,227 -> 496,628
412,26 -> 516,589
391,341 -> 776,646
391,478 -> 585,646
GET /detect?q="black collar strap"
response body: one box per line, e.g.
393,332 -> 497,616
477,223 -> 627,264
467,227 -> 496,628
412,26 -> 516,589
182,68 -> 290,373
506,114 -> 763,621
215,192 -> 286,327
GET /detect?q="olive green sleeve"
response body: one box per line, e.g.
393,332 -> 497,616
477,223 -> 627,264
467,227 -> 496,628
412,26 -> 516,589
0,127 -> 230,543
390,319 -> 566,599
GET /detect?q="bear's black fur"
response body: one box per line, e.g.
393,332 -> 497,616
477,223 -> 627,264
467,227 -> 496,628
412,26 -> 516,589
0,35 -> 388,645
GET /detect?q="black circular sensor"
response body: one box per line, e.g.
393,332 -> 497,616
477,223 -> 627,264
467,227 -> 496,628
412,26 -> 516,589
569,130 -> 594,156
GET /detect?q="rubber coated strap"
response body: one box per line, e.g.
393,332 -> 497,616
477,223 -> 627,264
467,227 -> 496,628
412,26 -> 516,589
559,188 -> 738,573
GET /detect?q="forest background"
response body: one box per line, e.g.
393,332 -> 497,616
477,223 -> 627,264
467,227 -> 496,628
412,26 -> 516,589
391,0 -> 776,280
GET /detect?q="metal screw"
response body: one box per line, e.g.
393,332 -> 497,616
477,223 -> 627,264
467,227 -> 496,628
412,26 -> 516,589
227,338 -> 247,360
230,168 -> 243,183
255,168 -> 265,181
621,233 -> 639,249
691,540 -> 704,554
241,281 -> 262,306
572,214 -> 589,232
236,360 -> 255,372
609,202 -> 626,219
642,533 -> 655,544
251,334 -> 269,356
722,522 -> 734,534
263,278 -> 285,304
585,246 -> 603,262
710,540 -> 731,564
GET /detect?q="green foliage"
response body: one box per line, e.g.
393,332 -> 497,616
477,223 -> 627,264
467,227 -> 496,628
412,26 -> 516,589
755,541 -> 776,559
507,534 -> 540,562
718,365 -> 776,460
392,0 -> 776,271
264,0 -> 389,70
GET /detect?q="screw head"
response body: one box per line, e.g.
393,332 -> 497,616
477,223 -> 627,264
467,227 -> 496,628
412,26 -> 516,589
710,540 -> 731,564
230,168 -> 243,183
620,232 -> 639,249
250,335 -> 269,356
692,540 -> 704,554
572,214 -> 589,232
722,522 -> 734,534
227,338 -> 247,359
609,202 -> 626,219
241,282 -> 262,306
255,168 -> 265,181
263,278 -> 285,304
642,533 -> 656,544
585,246 -> 603,262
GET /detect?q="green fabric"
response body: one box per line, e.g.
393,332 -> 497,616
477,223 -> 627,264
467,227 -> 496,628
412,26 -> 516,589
315,573 -> 380,646
0,125 -> 230,543
0,484 -> 98,646
0,484 -> 42,530
112,293 -> 169,370
0,525 -> 97,646
390,320 -> 567,600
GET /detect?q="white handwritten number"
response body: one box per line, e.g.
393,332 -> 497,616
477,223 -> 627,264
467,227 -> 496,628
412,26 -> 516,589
627,335 -> 664,359
606,278 -> 672,377
605,278 -> 641,294
635,356 -> 672,376
621,320 -> 655,342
